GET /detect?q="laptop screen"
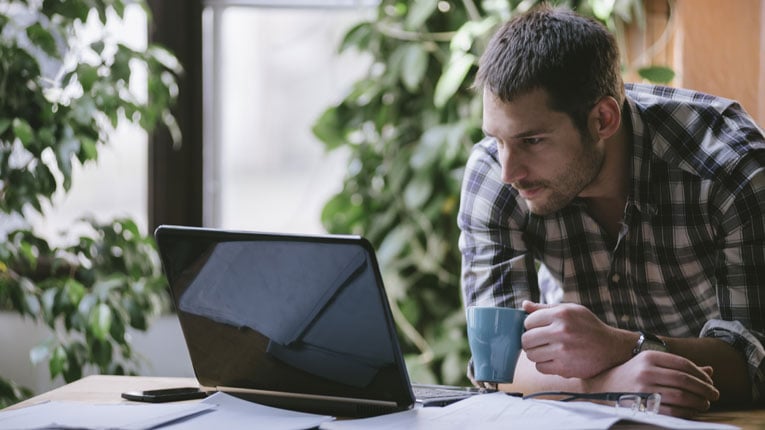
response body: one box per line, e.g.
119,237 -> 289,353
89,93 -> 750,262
155,225 -> 416,416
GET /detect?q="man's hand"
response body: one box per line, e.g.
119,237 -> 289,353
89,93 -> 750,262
519,300 -> 722,417
521,301 -> 635,379
589,351 -> 720,418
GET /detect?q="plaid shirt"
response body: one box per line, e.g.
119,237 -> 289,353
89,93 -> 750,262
458,83 -> 765,401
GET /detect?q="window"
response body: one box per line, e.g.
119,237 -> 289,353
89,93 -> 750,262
202,1 -> 375,233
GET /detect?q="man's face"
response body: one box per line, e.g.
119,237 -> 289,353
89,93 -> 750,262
482,88 -> 603,216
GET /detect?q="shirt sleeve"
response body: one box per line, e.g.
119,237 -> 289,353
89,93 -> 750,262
700,320 -> 765,403
709,154 -> 765,403
457,138 -> 538,308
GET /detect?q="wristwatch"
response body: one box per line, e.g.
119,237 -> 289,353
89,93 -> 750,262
632,331 -> 668,355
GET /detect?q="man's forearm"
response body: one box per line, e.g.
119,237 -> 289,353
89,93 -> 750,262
501,334 -> 751,405
664,336 -> 751,404
498,351 -> 588,395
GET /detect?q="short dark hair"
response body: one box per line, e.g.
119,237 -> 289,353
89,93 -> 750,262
474,4 -> 625,134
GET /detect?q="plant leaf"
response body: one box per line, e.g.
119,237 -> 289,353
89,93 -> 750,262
377,225 -> 413,268
411,126 -> 447,169
339,22 -> 373,53
65,279 -> 86,306
403,173 -> 433,209
405,0 -> 438,30
49,345 -> 67,378
591,0 -> 616,22
450,18 -> 499,52
77,64 -> 99,93
400,43 -> 428,93
12,118 -> 34,147
638,65 -> 675,84
89,303 -> 113,342
90,338 -> 113,367
147,45 -> 183,75
26,22 -> 60,59
0,118 -> 11,135
55,133 -> 80,191
312,107 -> 344,149
42,0 -> 91,21
434,52 -> 475,108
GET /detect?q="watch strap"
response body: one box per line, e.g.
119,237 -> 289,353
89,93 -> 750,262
632,331 -> 668,355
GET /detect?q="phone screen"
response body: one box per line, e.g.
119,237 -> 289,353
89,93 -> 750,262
121,387 -> 209,403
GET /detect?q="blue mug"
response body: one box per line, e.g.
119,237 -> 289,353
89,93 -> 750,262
466,306 -> 526,383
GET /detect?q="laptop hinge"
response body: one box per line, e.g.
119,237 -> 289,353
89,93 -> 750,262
217,386 -> 399,407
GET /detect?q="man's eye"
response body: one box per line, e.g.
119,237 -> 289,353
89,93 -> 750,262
523,137 -> 542,145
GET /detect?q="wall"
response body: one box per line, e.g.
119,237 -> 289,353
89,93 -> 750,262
674,0 -> 765,125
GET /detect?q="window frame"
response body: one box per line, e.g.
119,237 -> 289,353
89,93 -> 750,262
147,0 -> 377,231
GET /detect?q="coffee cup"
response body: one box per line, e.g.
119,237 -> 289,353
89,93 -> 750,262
466,306 -> 526,383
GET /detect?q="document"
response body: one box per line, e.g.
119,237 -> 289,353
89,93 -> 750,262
0,392 -> 333,430
0,400 -> 215,430
318,393 -> 740,430
0,391 -> 738,430
161,392 -> 335,430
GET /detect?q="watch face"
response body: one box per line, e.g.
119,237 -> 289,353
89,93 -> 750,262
634,332 -> 668,355
641,340 -> 668,352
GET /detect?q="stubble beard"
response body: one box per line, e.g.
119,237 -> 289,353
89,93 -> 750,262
522,134 -> 603,216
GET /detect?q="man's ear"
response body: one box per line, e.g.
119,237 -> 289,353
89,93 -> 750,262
589,96 -> 621,140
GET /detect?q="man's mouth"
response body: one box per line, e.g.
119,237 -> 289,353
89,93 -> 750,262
518,188 -> 542,199
514,184 -> 544,199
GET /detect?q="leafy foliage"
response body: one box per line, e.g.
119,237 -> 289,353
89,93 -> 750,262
0,377 -> 32,409
314,0 -> 665,385
1,218 -> 170,381
0,0 -> 179,406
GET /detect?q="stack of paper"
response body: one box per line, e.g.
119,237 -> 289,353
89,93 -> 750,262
163,392 -> 335,430
0,391 -> 739,430
318,393 -> 740,430
0,393 -> 334,430
0,401 -> 215,430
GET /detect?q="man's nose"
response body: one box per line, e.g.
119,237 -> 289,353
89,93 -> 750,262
499,147 -> 527,184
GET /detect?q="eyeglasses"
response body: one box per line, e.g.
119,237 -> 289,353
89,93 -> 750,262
523,391 -> 662,415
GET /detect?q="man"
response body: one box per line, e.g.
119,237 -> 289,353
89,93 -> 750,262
458,4 -> 765,418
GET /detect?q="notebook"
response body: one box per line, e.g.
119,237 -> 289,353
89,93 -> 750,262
154,225 -> 487,417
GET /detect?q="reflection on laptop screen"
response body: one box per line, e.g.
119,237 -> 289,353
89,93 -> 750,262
155,226 -> 416,417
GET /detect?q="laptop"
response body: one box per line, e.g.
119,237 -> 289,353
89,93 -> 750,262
154,225 -> 488,417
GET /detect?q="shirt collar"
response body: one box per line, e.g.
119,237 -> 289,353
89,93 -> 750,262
624,95 -> 658,217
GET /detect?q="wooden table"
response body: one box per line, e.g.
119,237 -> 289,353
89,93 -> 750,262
5,375 -> 765,429
5,375 -> 200,410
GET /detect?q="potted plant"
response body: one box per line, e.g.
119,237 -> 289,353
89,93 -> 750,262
0,0 -> 181,407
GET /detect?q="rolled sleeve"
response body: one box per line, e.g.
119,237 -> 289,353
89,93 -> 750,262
458,139 -> 537,308
700,319 -> 765,402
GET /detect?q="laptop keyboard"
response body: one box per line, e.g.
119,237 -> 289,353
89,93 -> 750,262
415,387 -> 462,399
412,384 -> 483,399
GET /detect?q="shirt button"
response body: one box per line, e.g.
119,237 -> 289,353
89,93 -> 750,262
620,315 -> 630,324
611,273 -> 621,283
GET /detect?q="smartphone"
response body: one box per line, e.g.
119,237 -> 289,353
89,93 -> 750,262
121,387 -> 209,403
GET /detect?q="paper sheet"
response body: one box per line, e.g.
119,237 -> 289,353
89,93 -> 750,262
161,392 -> 335,430
0,400 -> 215,430
0,393 -> 334,430
318,393 -> 740,430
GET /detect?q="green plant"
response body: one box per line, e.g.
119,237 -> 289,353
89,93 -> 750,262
0,0 -> 180,406
0,377 -> 31,409
313,0 -> 671,385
